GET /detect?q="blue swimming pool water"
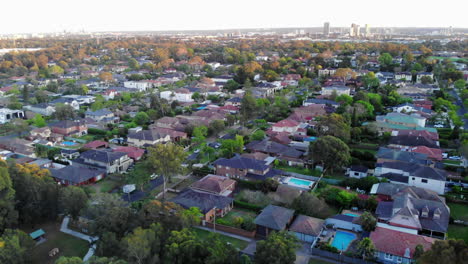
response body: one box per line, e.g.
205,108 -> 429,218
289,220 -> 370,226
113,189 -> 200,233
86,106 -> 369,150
288,178 -> 313,186
331,231 -> 356,251
344,213 -> 359,217
62,141 -> 77,146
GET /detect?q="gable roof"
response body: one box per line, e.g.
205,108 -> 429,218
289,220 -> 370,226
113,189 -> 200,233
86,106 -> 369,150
50,165 -> 105,184
191,174 -> 236,194
213,156 -> 269,171
254,205 -> 295,230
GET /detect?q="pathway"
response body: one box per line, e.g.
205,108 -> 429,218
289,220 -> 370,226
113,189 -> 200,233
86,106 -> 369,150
60,216 -> 99,261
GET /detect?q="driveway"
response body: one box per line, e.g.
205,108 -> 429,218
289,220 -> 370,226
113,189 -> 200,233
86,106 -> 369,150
121,176 -> 164,202
295,243 -> 312,264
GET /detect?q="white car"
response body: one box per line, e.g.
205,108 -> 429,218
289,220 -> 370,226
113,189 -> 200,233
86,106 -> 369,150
449,156 -> 461,160
150,174 -> 159,180
434,124 -> 444,128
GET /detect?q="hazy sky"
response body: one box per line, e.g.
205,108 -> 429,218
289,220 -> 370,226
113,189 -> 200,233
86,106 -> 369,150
2,0 -> 466,34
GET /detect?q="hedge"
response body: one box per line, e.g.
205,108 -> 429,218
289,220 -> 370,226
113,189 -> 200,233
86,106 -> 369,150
233,200 -> 263,212
88,128 -> 108,135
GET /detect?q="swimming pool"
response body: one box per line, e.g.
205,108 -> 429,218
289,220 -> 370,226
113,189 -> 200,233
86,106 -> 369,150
62,141 -> 78,146
331,231 -> 357,251
344,213 -> 359,217
285,177 -> 314,188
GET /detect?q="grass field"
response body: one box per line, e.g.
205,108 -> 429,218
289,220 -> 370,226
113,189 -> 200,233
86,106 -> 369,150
216,208 -> 257,226
448,202 -> 468,221
191,228 -> 249,250
276,165 -> 321,176
448,224 -> 468,243
309,258 -> 336,264
443,160 -> 462,166
27,221 -> 89,264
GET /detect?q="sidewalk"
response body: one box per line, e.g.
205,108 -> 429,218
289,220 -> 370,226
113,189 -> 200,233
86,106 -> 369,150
60,216 -> 99,261
194,225 -> 253,242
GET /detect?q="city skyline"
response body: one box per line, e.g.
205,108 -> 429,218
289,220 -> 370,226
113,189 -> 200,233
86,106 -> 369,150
1,0 -> 467,34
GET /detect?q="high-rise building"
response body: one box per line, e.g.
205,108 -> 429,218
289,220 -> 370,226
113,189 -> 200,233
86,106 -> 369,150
365,24 -> 371,37
350,23 -> 360,37
323,22 -> 330,36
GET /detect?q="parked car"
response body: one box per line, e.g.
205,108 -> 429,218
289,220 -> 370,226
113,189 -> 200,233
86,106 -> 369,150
449,156 -> 461,160
434,124 -> 444,128
150,173 -> 159,180
123,184 -> 136,193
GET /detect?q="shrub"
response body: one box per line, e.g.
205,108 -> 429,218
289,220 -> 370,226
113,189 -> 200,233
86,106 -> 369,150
233,200 -> 263,212
237,190 -> 272,207
88,128 -> 107,135
319,243 -> 340,253
241,217 -> 256,231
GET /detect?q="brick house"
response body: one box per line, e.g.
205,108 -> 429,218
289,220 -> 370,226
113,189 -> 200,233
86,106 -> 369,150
213,156 -> 282,181
50,120 -> 88,137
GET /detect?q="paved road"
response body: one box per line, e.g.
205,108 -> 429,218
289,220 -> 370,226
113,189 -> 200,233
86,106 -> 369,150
60,216 -> 98,261
121,176 -> 164,202
449,89 -> 468,129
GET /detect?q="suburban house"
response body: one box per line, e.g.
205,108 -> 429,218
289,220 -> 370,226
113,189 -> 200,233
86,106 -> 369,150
127,128 -> 171,147
288,215 -> 324,243
245,139 -> 305,166
190,174 -> 236,196
50,120 -> 88,137
60,149 -> 80,160
321,85 -> 350,96
388,134 -> 439,149
50,165 -> 106,186
83,140 -> 109,149
171,188 -> 233,222
77,149 -> 133,174
149,127 -> 188,142
416,72 -> 434,83
395,72 -> 412,81
288,105 -> 328,124
318,68 -> 337,77
346,165 -> 369,178
24,103 -> 56,116
254,205 -> 295,238
271,119 -> 301,134
50,97 -> 80,110
377,147 -> 432,166
0,108 -> 24,124
85,108 -> 118,124
29,127 -> 52,140
112,146 -> 145,161
213,155 -> 282,181
374,161 -> 446,194
160,88 -> 194,102
371,227 -> 437,264
123,80 -> 153,91
410,146 -> 443,161
372,182 -> 450,238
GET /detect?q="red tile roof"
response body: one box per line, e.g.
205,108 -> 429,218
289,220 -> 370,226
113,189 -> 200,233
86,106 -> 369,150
113,146 -> 145,160
370,227 -> 437,259
273,119 -> 299,128
411,146 -> 443,161
83,140 -> 108,149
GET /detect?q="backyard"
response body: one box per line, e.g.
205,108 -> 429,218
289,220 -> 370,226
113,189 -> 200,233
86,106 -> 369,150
448,202 -> 468,221
26,221 -> 89,264
448,224 -> 468,243
191,228 -> 249,250
215,208 -> 257,230
89,177 -> 122,193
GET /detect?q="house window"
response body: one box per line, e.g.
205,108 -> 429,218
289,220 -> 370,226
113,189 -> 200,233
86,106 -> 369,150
384,253 -> 393,260
396,256 -> 402,263
354,172 -> 359,176
412,177 -> 416,180
421,179 -> 428,183
248,169 -> 254,173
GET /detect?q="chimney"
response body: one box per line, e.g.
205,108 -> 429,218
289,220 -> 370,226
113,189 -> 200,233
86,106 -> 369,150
433,208 -> 441,220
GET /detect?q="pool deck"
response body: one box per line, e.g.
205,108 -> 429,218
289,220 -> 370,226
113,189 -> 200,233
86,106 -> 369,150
282,177 -> 315,190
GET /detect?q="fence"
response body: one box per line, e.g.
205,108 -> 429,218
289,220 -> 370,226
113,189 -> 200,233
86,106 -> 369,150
311,248 -> 375,264
204,222 -> 256,238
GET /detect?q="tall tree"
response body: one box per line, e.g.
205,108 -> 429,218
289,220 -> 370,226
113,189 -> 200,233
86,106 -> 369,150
315,113 -> 351,142
32,114 -> 46,128
0,229 -> 34,264
359,212 -> 377,232
240,92 -> 257,123
54,103 -> 76,120
147,143 -> 187,200
0,166 -> 17,233
419,239 -> 468,264
309,135 -> 350,174
59,186 -> 88,221
255,231 -> 299,264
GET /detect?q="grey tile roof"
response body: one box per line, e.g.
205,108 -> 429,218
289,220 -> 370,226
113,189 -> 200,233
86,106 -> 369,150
50,165 -> 105,184
289,215 -> 324,236
171,188 -> 233,214
245,140 -> 303,159
377,147 -> 429,165
213,156 -> 270,171
128,130 -> 165,141
85,108 -> 113,116
80,149 -> 126,164
379,161 -> 446,181
254,205 -> 295,231
389,135 -> 438,148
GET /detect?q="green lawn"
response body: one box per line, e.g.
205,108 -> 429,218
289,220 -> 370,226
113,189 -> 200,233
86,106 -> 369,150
191,228 -> 249,250
216,208 -> 257,226
443,160 -> 462,165
448,203 -> 468,221
448,224 -> 468,243
28,221 -> 89,264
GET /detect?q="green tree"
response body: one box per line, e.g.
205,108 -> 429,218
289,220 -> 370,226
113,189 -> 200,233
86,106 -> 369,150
378,53 -> 393,69
208,120 -> 225,136
454,79 -> 466,90
316,113 -> 351,142
291,192 -> 330,219
240,92 -> 257,123
0,166 -> 17,233
35,90 -> 49,103
133,112 -> 149,126
309,136 -> 350,174
128,58 -> 139,70
164,228 -> 205,264
359,211 -> 377,232
59,186 -> 88,221
251,130 -> 266,141
147,143 -> 187,200
55,256 -> 83,264
0,229 -> 34,264
22,85 -> 29,102
54,103 -> 76,120
123,227 -> 156,264
255,231 -> 299,264
11,119 -> 28,136
356,237 -> 375,260
220,135 -> 244,157
419,239 -> 468,264
192,125 -> 208,145
414,244 -> 425,260
48,65 -> 64,76
224,80 -> 240,92
32,114 -> 46,128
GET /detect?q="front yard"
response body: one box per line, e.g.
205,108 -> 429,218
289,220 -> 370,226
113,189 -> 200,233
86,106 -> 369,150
25,221 -> 89,264
191,228 -> 249,250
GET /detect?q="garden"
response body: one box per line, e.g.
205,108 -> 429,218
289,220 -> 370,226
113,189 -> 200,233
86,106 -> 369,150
215,208 -> 257,231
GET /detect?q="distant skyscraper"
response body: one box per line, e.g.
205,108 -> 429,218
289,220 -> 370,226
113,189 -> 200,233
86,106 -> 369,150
350,23 -> 360,37
323,22 -> 330,36
365,24 -> 371,37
